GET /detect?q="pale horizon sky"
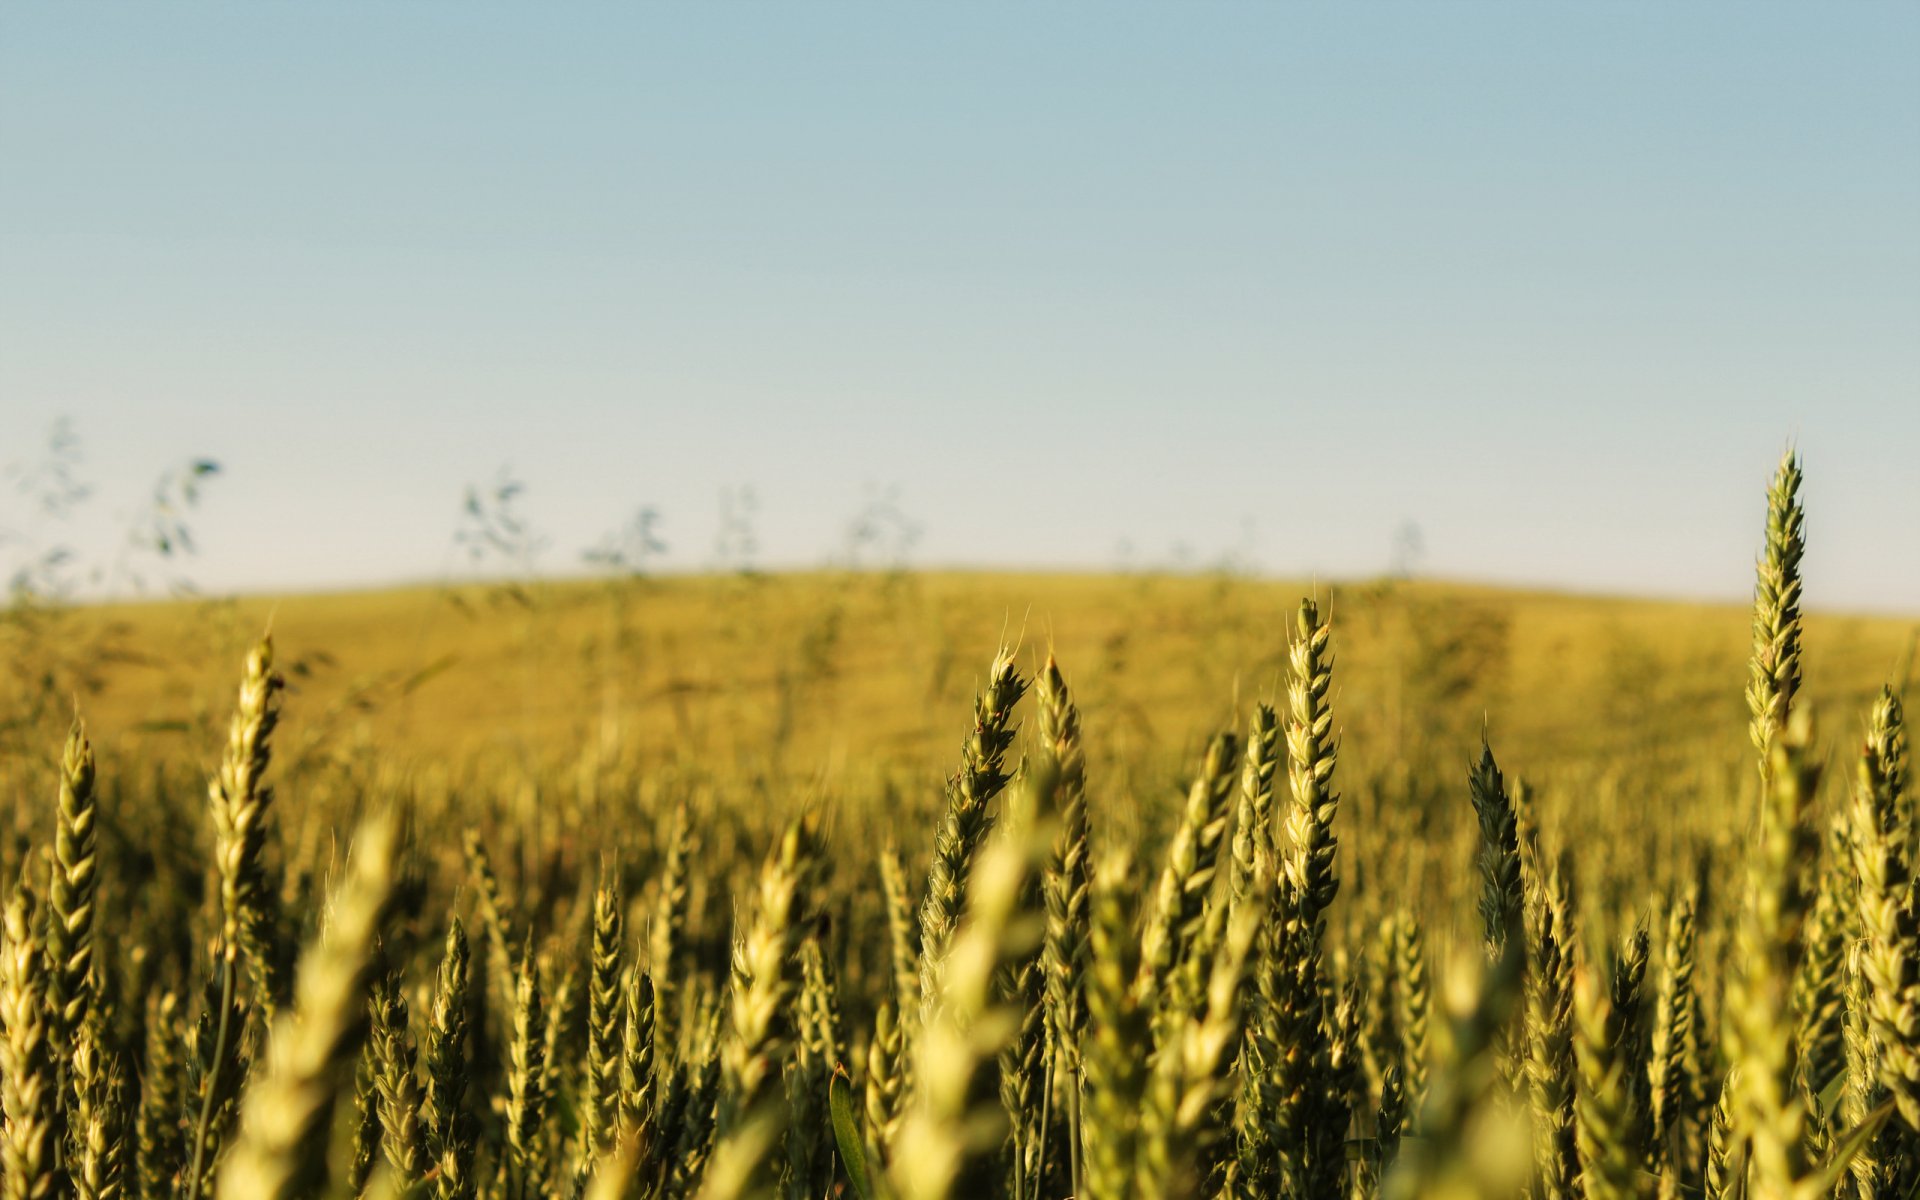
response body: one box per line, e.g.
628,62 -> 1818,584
3,5 -> 1917,612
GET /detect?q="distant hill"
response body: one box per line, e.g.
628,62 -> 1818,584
11,571 -> 1912,792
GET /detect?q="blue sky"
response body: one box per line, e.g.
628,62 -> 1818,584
2,4 -> 1916,609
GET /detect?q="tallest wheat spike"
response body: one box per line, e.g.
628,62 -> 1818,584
1279,596 -> 1349,1197
1282,598 -> 1340,940
1746,449 -> 1805,775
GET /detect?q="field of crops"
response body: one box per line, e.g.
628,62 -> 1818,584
0,449 -> 1915,1200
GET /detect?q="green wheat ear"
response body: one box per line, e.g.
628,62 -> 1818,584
208,636 -> 291,1014
1853,688 -> 1920,1131
863,999 -> 907,1157
616,966 -> 657,1163
48,718 -> 99,1053
369,969 -> 426,1187
917,649 -> 1026,1036
3,876 -> 68,1200
1038,652 -> 1093,1200
1524,847 -> 1577,1200
650,802 -> 692,1061
1747,448 -> 1805,780
70,1006 -> 129,1200
1468,741 -> 1523,963
1282,597 -> 1340,936
1229,701 -> 1279,920
1039,653 -> 1091,1071
1138,731 -> 1237,1000
880,846 -> 922,1048
1082,850 -> 1147,1200
1395,912 -> 1432,1107
1649,893 -> 1699,1183
584,879 -> 626,1161
421,917 -> 475,1200
504,940 -> 548,1200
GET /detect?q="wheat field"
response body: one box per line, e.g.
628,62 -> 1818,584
0,450 -> 1914,1199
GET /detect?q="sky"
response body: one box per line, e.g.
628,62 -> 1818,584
2,4 -> 1916,611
